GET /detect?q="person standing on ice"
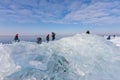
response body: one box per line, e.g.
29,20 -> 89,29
14,33 -> 20,42
37,37 -> 42,44
113,35 -> 115,38
107,35 -> 111,40
86,30 -> 90,34
46,34 -> 50,43
51,32 -> 56,40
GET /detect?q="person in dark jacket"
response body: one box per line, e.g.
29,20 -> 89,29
14,34 -> 20,42
51,32 -> 56,40
37,37 -> 42,44
46,34 -> 50,43
113,35 -> 116,38
107,35 -> 111,40
86,30 -> 90,34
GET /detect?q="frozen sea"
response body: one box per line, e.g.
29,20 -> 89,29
0,34 -> 120,80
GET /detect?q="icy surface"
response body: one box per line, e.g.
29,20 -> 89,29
0,44 -> 19,80
0,34 -> 120,80
110,37 -> 120,47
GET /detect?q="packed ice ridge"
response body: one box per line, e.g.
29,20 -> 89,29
0,34 -> 120,80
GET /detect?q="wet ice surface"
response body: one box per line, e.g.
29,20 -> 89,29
0,34 -> 120,80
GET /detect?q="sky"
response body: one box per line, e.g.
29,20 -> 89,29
0,0 -> 120,35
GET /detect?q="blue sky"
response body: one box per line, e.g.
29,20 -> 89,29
0,0 -> 120,35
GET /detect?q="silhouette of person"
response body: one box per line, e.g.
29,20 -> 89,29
107,35 -> 111,40
51,32 -> 56,40
37,37 -> 42,44
14,34 -> 20,42
46,34 -> 50,43
113,35 -> 115,38
86,30 -> 90,34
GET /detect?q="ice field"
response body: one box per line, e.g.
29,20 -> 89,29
0,34 -> 120,80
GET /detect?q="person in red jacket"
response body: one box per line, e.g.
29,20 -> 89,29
14,34 -> 20,42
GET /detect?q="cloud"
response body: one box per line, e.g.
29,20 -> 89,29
0,0 -> 120,24
64,0 -> 120,24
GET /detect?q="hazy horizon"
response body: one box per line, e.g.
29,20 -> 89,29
0,32 -> 120,36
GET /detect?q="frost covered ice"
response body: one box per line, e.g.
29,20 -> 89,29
0,44 -> 20,80
110,36 -> 120,47
0,34 -> 120,80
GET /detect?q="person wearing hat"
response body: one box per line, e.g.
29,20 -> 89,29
14,33 -> 20,42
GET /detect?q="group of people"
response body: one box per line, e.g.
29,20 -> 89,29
14,30 -> 115,43
15,30 -> 115,43
14,32 -> 56,44
85,30 -> 116,40
37,32 -> 56,44
107,35 -> 115,40
14,30 -> 90,43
